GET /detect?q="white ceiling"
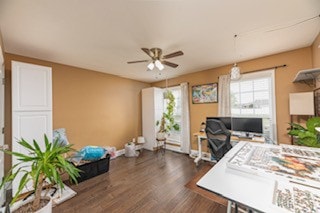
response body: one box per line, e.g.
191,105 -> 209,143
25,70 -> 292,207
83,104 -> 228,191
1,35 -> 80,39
0,0 -> 319,83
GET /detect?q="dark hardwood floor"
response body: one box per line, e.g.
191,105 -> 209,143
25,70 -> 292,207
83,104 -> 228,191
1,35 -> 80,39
53,150 -> 226,213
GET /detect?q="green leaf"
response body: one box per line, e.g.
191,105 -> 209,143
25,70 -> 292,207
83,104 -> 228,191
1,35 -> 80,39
288,122 -> 306,131
306,117 -> 320,133
288,129 -> 302,136
298,131 -> 316,139
173,123 -> 180,131
18,138 -> 35,151
11,172 -> 30,204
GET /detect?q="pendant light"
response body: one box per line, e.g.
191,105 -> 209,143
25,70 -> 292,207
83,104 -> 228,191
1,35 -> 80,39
230,34 -> 241,80
230,63 -> 241,80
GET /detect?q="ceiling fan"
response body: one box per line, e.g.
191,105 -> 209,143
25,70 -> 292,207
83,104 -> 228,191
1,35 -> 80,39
127,48 -> 184,70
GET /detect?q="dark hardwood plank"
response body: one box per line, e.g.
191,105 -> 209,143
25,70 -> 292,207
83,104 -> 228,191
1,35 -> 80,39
53,150 -> 226,213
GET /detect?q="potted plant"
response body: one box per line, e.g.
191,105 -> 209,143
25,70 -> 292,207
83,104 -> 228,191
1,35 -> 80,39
288,117 -> 320,148
0,135 -> 80,213
156,90 -> 180,139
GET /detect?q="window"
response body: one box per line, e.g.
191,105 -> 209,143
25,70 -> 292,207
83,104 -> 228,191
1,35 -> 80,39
163,86 -> 182,144
230,70 -> 277,143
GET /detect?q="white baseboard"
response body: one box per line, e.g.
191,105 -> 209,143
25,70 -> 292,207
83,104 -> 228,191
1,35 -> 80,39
116,149 -> 125,156
117,147 -> 213,162
116,145 -> 143,157
166,144 -> 183,153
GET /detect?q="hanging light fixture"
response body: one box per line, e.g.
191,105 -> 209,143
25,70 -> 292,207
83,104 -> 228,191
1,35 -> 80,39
147,60 -> 164,71
230,63 -> 241,80
230,34 -> 241,80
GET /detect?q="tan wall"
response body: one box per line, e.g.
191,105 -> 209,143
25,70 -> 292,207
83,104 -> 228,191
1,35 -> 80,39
312,32 -> 320,68
4,53 -> 150,164
152,47 -> 312,150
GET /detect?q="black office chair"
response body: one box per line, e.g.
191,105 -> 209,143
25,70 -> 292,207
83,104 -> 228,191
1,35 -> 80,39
205,119 -> 232,161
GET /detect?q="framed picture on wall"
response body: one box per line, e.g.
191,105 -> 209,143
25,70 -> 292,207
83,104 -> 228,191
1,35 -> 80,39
192,83 -> 218,104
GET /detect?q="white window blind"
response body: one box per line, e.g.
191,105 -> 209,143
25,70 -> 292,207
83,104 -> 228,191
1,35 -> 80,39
230,70 -> 277,143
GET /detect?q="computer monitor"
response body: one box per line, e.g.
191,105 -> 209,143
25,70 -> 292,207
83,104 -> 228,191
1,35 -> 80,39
231,117 -> 263,134
206,116 -> 263,135
206,117 -> 232,130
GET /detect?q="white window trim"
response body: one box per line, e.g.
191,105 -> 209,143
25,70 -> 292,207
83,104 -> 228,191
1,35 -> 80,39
232,69 -> 277,144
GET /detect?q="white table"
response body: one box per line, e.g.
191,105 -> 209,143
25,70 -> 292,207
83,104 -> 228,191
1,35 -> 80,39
193,132 -> 265,166
197,141 -> 320,213
197,142 -> 275,212
193,133 -> 207,165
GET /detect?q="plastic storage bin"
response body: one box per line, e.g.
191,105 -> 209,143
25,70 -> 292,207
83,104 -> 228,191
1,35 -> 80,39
74,154 -> 110,182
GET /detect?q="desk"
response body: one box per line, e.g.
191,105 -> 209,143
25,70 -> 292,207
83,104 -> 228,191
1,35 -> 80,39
197,142 -> 320,213
192,132 -> 265,165
193,132 -> 207,165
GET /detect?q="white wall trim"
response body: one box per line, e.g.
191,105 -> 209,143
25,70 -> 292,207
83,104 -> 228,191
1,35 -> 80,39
166,144 -> 183,153
115,145 -> 143,157
116,149 -> 125,157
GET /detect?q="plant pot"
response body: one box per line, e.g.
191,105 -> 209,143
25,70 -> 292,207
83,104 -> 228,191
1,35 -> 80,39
157,132 -> 166,140
11,196 -> 52,213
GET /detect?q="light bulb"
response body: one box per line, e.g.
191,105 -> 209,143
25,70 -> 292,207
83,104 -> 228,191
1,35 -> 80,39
147,62 -> 155,70
155,60 -> 164,70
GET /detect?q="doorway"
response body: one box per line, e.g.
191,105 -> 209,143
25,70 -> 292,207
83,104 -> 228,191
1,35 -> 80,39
0,47 -> 5,206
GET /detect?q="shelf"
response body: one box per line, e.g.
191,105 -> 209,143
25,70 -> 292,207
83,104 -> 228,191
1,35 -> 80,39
293,68 -> 320,85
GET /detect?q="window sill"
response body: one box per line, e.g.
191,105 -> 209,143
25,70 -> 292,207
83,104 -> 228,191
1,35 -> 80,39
166,139 -> 181,145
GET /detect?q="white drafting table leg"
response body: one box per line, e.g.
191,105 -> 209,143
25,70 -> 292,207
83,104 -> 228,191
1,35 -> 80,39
194,136 -> 202,165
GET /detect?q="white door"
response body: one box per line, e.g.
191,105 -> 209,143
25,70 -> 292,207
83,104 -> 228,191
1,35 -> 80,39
0,49 -> 5,206
12,61 -> 52,195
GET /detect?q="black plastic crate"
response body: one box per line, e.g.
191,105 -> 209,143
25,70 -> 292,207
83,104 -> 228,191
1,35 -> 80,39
75,154 -> 110,183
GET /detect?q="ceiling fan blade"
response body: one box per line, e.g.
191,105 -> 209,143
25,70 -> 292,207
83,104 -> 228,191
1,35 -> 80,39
162,61 -> 179,68
127,60 -> 149,64
141,48 -> 153,57
162,51 -> 184,59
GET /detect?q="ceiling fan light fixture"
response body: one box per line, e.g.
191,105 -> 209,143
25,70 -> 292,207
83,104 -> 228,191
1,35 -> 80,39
147,62 -> 155,70
155,60 -> 164,70
127,48 -> 183,70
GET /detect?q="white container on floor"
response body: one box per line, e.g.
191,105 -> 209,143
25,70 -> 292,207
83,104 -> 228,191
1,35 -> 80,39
125,143 -> 136,157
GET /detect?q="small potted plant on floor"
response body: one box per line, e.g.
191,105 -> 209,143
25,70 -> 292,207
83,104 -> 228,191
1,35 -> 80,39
0,135 -> 80,213
156,90 -> 180,139
288,117 -> 320,147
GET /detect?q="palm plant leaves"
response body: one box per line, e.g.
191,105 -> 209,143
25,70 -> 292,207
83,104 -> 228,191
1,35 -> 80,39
0,134 -> 81,207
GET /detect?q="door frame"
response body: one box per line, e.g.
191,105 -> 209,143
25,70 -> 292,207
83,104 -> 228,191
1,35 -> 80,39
0,45 -> 5,206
